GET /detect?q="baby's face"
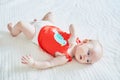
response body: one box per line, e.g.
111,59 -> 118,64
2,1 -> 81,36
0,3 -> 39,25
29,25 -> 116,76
74,40 -> 103,64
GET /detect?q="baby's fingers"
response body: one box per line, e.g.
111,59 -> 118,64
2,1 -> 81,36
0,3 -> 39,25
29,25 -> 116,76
21,56 -> 29,64
21,61 -> 28,64
21,56 -> 28,61
26,54 -> 32,59
21,59 -> 28,64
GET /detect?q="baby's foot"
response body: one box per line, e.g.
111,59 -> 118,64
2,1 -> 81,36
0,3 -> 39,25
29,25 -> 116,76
33,19 -> 37,22
7,23 -> 14,36
42,12 -> 54,23
7,23 -> 13,33
30,19 -> 37,24
7,23 -> 16,37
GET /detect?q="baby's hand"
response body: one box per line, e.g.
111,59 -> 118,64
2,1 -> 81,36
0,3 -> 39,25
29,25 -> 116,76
21,55 -> 35,67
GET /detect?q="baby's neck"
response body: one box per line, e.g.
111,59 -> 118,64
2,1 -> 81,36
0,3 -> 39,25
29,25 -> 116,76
70,43 -> 83,57
69,45 -> 77,57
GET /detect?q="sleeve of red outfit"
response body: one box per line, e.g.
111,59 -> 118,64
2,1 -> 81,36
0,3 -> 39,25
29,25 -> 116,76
60,32 -> 71,40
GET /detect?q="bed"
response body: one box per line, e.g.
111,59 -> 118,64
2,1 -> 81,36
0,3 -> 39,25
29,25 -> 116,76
0,0 -> 120,80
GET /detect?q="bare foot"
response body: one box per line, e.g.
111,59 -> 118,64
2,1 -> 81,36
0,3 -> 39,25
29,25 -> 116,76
33,19 -> 37,22
7,23 -> 15,37
42,12 -> 54,23
30,19 -> 37,24
7,23 -> 13,32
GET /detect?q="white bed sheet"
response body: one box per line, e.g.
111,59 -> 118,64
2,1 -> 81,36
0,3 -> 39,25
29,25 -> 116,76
0,0 -> 120,80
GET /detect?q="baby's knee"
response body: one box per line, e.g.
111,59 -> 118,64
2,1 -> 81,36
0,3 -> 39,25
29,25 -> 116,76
17,21 -> 28,29
17,21 -> 24,26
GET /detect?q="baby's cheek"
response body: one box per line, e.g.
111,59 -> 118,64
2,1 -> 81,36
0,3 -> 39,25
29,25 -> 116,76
76,59 -> 87,64
76,47 -> 83,53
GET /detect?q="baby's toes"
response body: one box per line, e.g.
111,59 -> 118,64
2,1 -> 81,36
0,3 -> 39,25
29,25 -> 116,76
7,23 -> 12,27
34,19 -> 37,22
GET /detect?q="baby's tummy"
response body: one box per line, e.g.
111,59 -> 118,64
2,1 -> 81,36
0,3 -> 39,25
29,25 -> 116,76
32,21 -> 54,45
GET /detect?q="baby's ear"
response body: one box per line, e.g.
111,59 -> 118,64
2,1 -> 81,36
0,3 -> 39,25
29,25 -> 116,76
83,39 -> 90,43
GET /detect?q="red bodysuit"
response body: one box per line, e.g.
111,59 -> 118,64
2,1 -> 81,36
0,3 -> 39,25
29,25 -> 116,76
38,26 -> 72,61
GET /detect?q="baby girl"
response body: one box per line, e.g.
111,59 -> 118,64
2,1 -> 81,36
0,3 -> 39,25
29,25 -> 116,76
7,12 -> 103,69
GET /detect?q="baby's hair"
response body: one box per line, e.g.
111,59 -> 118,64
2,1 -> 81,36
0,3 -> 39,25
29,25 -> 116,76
90,40 -> 103,62
90,40 -> 103,52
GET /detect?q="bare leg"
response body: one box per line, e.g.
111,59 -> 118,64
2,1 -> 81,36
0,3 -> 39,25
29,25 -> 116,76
42,12 -> 54,23
7,21 -> 35,39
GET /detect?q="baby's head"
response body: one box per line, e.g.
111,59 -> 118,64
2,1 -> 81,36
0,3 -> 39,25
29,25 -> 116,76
74,39 -> 103,64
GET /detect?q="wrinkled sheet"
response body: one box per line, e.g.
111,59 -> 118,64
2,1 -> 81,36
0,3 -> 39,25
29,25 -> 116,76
0,0 -> 120,80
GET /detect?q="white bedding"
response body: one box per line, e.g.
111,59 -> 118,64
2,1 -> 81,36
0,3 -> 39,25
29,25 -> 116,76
0,0 -> 120,80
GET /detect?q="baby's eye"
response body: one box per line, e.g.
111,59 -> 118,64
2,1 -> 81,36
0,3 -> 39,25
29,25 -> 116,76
87,59 -> 89,63
87,50 -> 90,55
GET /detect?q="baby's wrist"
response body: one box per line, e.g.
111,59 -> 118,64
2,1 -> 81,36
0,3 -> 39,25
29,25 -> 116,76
28,59 -> 36,67
31,61 -> 37,67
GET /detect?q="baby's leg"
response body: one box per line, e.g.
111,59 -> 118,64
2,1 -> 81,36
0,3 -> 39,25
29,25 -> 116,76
7,21 -> 35,39
42,12 -> 54,23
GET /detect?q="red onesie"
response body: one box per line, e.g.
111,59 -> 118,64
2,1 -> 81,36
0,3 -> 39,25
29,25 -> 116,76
38,25 -> 72,61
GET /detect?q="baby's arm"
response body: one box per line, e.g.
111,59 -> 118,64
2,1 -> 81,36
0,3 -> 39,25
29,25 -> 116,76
68,24 -> 76,46
21,54 -> 68,69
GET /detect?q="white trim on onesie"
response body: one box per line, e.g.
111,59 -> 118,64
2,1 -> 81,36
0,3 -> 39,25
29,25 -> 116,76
32,21 -> 54,45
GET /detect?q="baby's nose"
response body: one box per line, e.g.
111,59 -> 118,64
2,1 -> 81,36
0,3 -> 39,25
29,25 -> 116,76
83,55 -> 87,60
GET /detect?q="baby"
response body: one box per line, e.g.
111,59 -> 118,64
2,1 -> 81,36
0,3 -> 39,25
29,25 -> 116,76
7,12 -> 103,69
